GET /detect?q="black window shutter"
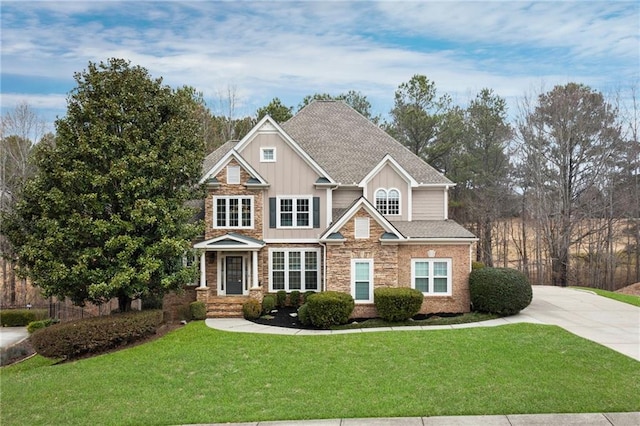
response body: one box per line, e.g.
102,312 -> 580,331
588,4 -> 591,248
313,197 -> 320,228
269,197 -> 276,228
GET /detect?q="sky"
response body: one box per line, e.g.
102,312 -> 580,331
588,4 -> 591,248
1,0 -> 638,132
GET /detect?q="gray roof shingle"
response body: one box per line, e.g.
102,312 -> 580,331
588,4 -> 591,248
281,101 -> 452,185
391,220 -> 477,239
202,140 -> 237,176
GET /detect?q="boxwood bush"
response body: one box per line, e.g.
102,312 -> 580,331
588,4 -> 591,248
276,290 -> 287,307
289,290 -> 301,308
0,309 -> 48,327
189,301 -> 206,320
27,318 -> 58,334
374,287 -> 424,322
297,303 -> 310,326
262,294 -> 276,314
242,299 -> 262,320
469,267 -> 532,315
30,310 -> 163,360
306,291 -> 354,329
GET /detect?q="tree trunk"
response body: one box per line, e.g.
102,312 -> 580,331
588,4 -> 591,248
118,294 -> 132,312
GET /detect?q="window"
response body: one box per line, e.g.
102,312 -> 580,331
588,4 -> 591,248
227,165 -> 240,184
351,259 -> 373,303
260,147 -> 276,162
411,259 -> 452,295
355,217 -> 370,239
269,249 -> 320,291
214,196 -> 253,228
375,188 -> 400,215
278,196 -> 311,228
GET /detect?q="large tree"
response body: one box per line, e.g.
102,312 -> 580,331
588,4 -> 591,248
298,90 -> 379,123
2,59 -> 205,311
385,74 -> 453,171
516,83 -> 623,287
256,97 -> 294,123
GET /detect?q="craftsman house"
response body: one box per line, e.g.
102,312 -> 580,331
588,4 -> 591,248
194,101 -> 476,318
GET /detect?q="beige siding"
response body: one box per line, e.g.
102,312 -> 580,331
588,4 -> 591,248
239,132 -> 326,240
367,163 -> 410,221
332,188 -> 363,209
412,188 -> 446,220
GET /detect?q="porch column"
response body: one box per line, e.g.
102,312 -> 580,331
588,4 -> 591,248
199,251 -> 207,288
252,251 -> 259,288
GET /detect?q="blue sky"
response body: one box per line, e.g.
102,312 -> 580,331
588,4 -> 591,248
1,0 -> 638,130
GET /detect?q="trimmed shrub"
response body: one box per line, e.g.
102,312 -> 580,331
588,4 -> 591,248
303,291 -> 316,303
374,287 -> 424,322
27,319 -> 58,334
262,295 -> 276,314
0,309 -> 47,327
190,301 -> 206,320
141,294 -> 164,310
30,310 -> 163,360
469,267 -> 532,315
289,290 -> 301,308
306,291 -> 354,329
242,299 -> 262,320
297,303 -> 311,326
472,261 -> 486,270
276,290 -> 287,307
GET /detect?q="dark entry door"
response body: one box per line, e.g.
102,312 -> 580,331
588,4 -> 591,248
226,256 -> 243,295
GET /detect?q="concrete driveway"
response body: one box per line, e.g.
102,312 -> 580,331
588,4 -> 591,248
515,286 -> 640,361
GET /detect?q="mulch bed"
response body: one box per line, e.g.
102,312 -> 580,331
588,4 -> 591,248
250,306 -> 321,329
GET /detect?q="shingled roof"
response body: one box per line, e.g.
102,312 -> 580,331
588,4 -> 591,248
391,220 -> 476,239
281,101 -> 452,186
202,140 -> 237,176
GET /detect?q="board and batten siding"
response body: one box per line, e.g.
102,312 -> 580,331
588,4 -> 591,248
366,163 -> 410,221
412,188 -> 446,220
332,188 -> 363,209
239,132 -> 327,240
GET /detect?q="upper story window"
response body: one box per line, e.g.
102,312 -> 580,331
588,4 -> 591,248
214,196 -> 253,228
227,165 -> 241,184
260,147 -> 276,162
375,188 -> 400,215
354,217 -> 370,239
278,196 -> 311,228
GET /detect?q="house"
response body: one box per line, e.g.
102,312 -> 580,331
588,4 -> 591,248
194,100 -> 477,318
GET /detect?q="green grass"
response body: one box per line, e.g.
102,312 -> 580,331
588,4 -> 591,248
572,286 -> 640,307
1,322 -> 638,426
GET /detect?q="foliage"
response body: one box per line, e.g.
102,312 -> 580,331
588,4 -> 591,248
0,309 -> 47,327
141,294 -> 164,310
1,59 -> 205,312
2,322 -> 639,425
256,97 -> 293,123
374,287 -> 424,322
242,299 -> 261,320
297,303 -> 310,326
29,310 -> 163,360
469,267 -> 532,315
303,291 -> 316,303
289,290 -> 301,308
276,290 -> 287,308
306,291 -> 354,328
261,294 -> 276,314
27,318 -> 58,334
472,261 -> 486,270
298,91 -> 380,123
189,301 -> 206,320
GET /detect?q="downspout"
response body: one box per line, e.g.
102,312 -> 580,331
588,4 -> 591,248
319,241 -> 327,292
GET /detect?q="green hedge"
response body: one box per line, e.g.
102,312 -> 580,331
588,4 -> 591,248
262,295 -> 276,314
189,301 -> 206,320
242,299 -> 262,320
374,287 -> 424,322
30,310 -> 163,360
306,291 -> 354,329
289,290 -> 301,308
297,303 -> 310,326
469,267 -> 532,315
0,309 -> 47,327
276,290 -> 287,307
27,319 -> 58,334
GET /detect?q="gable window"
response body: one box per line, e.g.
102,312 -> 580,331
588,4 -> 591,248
214,196 -> 253,228
278,196 -> 311,228
351,259 -> 373,303
269,248 -> 320,291
260,147 -> 276,162
375,188 -> 400,215
227,165 -> 241,184
354,217 -> 370,239
411,259 -> 452,295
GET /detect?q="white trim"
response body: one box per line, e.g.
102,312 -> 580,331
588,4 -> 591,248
326,187 -> 333,225
263,238 -> 320,244
411,258 -> 452,296
194,233 -> 265,251
351,258 -> 374,303
276,195 -> 313,229
320,197 -> 404,241
217,253 -> 250,296
213,196 -> 254,229
200,149 -> 268,185
402,238 -> 478,244
358,154 -> 418,188
444,187 -> 449,220
199,251 -> 207,288
374,187 -> 401,216
407,180 -> 412,221
268,248 -> 321,292
260,147 -> 276,162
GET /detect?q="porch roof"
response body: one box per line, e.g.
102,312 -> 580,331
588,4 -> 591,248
193,233 -> 265,251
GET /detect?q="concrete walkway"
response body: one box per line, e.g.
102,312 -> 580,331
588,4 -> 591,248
0,326 -> 28,349
206,286 -> 640,361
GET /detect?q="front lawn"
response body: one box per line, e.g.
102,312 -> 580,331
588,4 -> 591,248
1,322 -> 638,426
572,286 -> 640,307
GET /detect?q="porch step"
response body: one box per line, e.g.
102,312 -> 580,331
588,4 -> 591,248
206,296 -> 249,318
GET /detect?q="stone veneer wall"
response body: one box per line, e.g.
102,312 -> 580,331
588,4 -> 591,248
325,207 -> 472,318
